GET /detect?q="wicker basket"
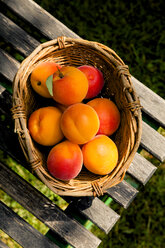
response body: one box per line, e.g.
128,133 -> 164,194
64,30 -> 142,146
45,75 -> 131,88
12,36 -> 142,197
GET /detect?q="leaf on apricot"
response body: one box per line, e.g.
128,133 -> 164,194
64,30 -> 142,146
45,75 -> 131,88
46,74 -> 53,96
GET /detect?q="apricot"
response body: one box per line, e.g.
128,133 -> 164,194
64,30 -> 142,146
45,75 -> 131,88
47,140 -> 83,181
87,98 -> 120,136
78,65 -> 104,99
82,135 -> 118,175
52,66 -> 88,105
30,61 -> 61,98
28,106 -> 64,146
60,103 -> 100,144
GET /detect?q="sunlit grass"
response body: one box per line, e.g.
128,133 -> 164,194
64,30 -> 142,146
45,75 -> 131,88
0,230 -> 21,248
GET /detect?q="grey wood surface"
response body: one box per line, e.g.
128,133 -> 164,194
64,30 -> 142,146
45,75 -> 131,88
1,0 -> 79,39
0,13 -> 39,56
0,49 -> 19,82
65,197 -> 120,234
0,161 -> 101,248
127,153 -> 157,185
141,121 -> 165,162
106,180 -> 138,209
132,76 -> 165,128
0,201 -> 59,248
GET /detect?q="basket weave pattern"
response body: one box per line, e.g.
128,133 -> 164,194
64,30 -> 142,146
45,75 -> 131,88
12,37 -> 142,196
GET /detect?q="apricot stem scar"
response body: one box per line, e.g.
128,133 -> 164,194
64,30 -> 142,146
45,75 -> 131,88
57,66 -> 64,78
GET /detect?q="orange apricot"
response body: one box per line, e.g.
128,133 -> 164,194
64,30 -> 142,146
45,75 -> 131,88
60,103 -> 100,144
47,140 -> 83,181
82,135 -> 118,175
30,61 -> 61,98
28,106 -> 64,146
52,66 -> 88,105
87,98 -> 120,136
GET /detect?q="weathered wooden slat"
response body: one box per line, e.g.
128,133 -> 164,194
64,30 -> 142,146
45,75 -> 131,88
65,197 -> 120,234
127,153 -> 157,185
0,201 -> 59,248
0,49 -> 19,82
0,161 -> 101,248
106,180 -> 138,209
132,76 -> 165,128
141,121 -> 165,162
0,240 -> 9,248
2,0 -> 79,40
0,13 -> 39,57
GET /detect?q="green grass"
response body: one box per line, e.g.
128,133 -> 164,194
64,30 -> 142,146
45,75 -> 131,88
34,0 -> 165,99
0,0 -> 165,247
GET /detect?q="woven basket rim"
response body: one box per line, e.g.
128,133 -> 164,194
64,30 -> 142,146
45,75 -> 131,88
12,36 -> 142,197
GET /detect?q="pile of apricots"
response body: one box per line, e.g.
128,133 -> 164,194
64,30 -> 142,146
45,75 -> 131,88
28,61 -> 121,181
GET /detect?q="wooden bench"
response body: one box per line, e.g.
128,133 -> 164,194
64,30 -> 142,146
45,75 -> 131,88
0,0 -> 165,247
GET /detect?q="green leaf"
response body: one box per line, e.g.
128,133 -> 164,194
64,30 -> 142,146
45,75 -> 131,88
46,74 -> 53,96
